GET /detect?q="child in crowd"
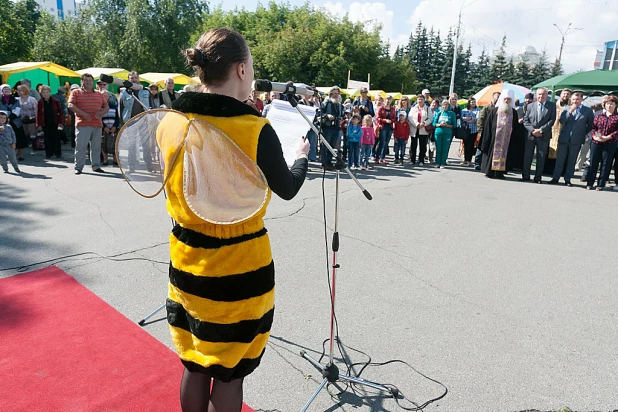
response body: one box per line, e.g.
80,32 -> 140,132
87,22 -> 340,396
393,111 -> 410,164
347,114 -> 362,169
360,114 -> 375,170
0,111 -> 20,173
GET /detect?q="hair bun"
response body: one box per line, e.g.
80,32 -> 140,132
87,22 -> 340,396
186,48 -> 205,68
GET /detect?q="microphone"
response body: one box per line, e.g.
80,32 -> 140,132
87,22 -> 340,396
100,73 -> 143,91
253,80 -> 319,97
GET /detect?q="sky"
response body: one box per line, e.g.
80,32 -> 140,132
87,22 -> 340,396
218,0 -> 618,74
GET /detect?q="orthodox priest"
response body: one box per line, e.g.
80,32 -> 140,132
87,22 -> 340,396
480,89 -> 522,179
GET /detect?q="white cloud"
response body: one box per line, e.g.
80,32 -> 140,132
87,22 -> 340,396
322,2 -> 403,51
407,0 -> 618,73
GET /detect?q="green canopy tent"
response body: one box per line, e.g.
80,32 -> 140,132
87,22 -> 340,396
0,62 -> 81,93
532,70 -> 618,95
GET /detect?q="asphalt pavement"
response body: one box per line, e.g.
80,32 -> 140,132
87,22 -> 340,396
1,144 -> 617,412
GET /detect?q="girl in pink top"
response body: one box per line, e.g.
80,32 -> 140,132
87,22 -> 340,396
361,115 -> 375,169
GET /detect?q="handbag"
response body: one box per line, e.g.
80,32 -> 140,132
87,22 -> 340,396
22,116 -> 36,124
103,132 -> 117,155
455,123 -> 470,140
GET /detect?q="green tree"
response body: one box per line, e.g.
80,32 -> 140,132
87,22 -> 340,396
503,58 -> 516,83
31,14 -> 97,70
474,49 -> 491,91
427,29 -> 444,95
514,59 -> 532,87
489,35 -> 508,82
531,50 -> 550,87
550,58 -> 564,78
452,43 -> 472,97
438,28 -> 455,96
0,0 -> 43,64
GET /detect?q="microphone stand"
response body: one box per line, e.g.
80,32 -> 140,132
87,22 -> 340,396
284,91 -> 394,411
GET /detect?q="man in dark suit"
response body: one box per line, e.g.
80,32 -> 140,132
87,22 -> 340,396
522,87 -> 556,183
549,92 -> 594,186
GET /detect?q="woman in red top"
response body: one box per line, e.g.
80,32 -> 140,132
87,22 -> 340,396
37,86 -> 65,159
586,95 -> 618,191
375,95 -> 397,164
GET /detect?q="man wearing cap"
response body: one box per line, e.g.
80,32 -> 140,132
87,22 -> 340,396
97,80 -> 118,108
320,86 -> 344,170
352,87 -> 374,119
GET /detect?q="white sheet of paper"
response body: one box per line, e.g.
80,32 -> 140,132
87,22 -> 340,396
266,99 -> 317,166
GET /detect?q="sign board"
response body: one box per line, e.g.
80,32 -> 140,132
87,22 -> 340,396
347,80 -> 370,90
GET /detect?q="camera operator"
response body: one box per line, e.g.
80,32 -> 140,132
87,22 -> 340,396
353,87 -> 375,118
320,86 -> 344,170
119,71 -> 155,172
305,93 -> 323,162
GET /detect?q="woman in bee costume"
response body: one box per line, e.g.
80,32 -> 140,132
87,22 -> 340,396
160,28 -> 309,411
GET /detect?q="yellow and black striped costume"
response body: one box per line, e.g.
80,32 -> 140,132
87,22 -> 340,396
159,93 -> 281,382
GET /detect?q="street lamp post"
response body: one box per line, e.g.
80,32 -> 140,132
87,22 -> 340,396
553,23 -> 583,64
449,1 -> 466,96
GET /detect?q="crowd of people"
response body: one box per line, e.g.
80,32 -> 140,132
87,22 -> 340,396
0,73 -> 181,175
248,85 -> 618,192
2,74 -> 618,192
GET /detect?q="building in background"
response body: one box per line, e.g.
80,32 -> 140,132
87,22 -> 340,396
35,0 -> 77,19
489,45 -> 542,66
594,41 -> 618,70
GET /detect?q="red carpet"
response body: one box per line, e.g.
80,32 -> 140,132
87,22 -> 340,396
0,266 -> 255,412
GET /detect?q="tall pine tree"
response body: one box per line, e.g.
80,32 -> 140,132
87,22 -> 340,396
531,50 -> 550,87
550,58 -> 564,78
438,28 -> 455,96
489,35 -> 508,83
475,49 -> 491,91
514,59 -> 532,87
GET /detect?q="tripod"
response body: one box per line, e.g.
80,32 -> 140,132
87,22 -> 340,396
283,90 -> 395,411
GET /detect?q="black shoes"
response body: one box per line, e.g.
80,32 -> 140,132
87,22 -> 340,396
74,169 -> 82,175
548,179 -> 559,185
519,177 -> 531,182
565,181 -> 573,187
93,168 -> 105,173
534,179 -> 542,184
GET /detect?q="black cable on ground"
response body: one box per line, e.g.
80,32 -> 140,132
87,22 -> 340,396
0,242 -> 168,273
316,165 -> 448,411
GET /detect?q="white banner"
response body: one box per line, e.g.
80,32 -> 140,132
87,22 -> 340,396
266,99 -> 317,166
347,80 -> 369,90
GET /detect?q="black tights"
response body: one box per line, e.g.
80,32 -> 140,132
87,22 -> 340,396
180,367 -> 244,412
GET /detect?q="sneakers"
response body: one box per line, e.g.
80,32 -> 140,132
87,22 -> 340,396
74,169 -> 82,175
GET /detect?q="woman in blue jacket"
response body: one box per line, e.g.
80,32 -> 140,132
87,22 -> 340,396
432,99 -> 457,168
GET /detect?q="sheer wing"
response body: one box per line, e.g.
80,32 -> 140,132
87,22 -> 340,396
115,109 -> 188,198
183,118 -> 269,225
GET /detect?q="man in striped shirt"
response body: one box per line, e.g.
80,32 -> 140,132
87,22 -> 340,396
68,73 -> 109,175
